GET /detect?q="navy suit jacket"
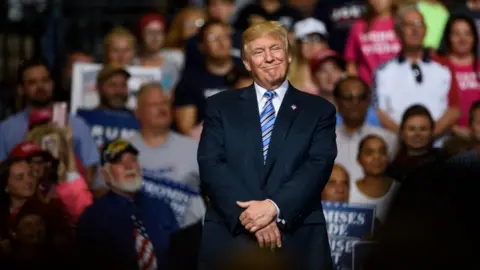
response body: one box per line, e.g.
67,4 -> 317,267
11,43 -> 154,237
76,191 -> 178,270
197,83 -> 337,270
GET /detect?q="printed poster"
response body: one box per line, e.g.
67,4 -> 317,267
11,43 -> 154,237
70,63 -> 162,114
76,109 -> 140,150
322,201 -> 376,270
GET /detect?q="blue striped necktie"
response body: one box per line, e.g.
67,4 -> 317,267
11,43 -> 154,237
261,91 -> 276,164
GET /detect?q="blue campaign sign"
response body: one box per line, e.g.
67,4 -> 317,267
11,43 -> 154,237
352,241 -> 376,270
322,201 -> 376,270
76,109 -> 140,149
141,167 -> 201,225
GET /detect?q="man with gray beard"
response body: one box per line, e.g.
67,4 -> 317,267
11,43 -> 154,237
77,139 -> 178,270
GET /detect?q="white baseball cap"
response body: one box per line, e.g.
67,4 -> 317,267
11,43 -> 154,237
294,18 -> 328,40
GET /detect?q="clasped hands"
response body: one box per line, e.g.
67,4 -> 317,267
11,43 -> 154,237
237,200 -> 282,249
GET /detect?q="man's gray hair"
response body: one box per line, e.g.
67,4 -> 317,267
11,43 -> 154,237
395,4 -> 422,30
136,81 -> 164,98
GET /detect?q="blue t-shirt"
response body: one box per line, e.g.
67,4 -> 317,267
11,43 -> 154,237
0,110 -> 99,166
174,66 -> 231,124
336,106 -> 381,127
76,108 -> 140,150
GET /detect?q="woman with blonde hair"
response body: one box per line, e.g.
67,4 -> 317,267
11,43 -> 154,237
288,18 -> 329,93
103,27 -> 137,66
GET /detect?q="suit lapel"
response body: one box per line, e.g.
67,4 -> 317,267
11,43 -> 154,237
240,86 -> 264,181
263,86 -> 301,181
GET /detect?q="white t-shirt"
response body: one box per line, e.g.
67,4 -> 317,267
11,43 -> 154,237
349,180 -> 401,223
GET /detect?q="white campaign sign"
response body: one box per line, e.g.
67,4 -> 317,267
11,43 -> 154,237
70,63 -> 162,114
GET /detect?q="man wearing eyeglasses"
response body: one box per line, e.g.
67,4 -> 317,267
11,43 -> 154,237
334,76 -> 397,185
373,5 -> 460,143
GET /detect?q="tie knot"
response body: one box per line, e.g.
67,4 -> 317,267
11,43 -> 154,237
264,91 -> 275,100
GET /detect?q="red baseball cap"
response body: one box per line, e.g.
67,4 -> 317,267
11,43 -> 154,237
9,141 -> 51,159
309,49 -> 346,73
29,108 -> 52,128
138,13 -> 166,32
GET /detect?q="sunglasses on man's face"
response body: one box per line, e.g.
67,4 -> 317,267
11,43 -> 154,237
339,92 -> 370,102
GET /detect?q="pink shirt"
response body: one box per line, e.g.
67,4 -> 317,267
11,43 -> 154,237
56,174 -> 93,222
344,17 -> 401,85
449,61 -> 480,127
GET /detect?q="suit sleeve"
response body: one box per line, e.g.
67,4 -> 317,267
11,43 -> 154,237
197,97 -> 259,234
271,104 -> 337,225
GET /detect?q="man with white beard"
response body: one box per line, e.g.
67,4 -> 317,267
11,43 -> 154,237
77,139 -> 179,270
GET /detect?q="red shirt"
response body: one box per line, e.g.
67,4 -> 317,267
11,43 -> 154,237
434,56 -> 480,127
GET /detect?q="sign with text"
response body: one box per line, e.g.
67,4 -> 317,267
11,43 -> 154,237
352,241 -> 376,270
70,63 -> 162,114
76,109 -> 139,150
322,201 -> 375,270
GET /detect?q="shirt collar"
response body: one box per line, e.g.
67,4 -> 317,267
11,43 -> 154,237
254,80 -> 289,101
397,48 -> 431,64
337,123 -> 369,138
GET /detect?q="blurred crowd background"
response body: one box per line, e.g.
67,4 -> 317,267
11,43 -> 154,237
0,0 -> 479,269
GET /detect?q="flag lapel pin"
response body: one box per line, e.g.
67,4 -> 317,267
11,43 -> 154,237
291,104 -> 297,110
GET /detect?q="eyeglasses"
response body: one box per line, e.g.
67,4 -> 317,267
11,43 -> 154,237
299,34 -> 324,44
339,92 -> 369,101
206,33 -> 231,43
411,63 -> 423,83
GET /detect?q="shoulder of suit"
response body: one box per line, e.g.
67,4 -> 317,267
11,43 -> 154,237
206,87 -> 242,103
294,88 -> 336,113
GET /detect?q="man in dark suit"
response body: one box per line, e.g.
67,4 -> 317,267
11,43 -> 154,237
198,21 -> 337,270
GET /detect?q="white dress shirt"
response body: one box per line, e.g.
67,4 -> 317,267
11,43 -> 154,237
253,80 -> 289,225
254,80 -> 289,116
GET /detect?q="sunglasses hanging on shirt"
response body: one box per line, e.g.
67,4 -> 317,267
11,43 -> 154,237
411,63 -> 423,84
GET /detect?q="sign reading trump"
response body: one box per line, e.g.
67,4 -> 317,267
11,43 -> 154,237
322,201 -> 376,270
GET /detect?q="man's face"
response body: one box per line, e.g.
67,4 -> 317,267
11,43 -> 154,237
471,109 -> 480,142
105,152 -> 142,192
136,88 -> 172,130
207,0 -> 235,23
142,21 -> 165,53
314,60 -> 344,93
202,24 -> 232,61
400,10 -> 426,50
336,80 -> 370,124
243,34 -> 290,89
99,73 -> 129,109
321,166 -> 349,202
22,65 -> 54,108
107,36 -> 135,66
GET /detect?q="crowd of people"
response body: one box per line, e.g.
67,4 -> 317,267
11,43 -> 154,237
0,0 -> 479,269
